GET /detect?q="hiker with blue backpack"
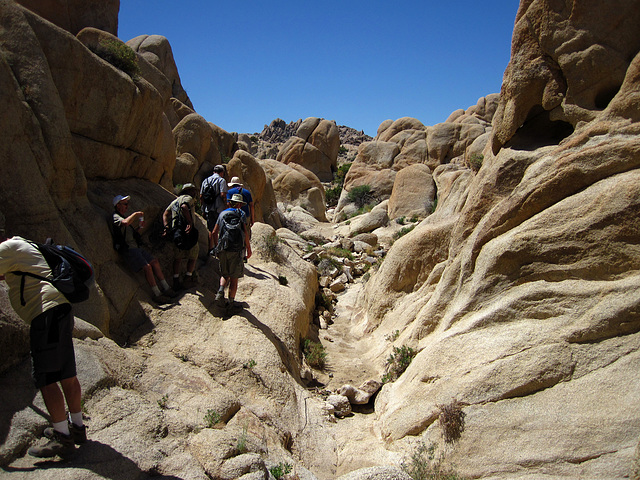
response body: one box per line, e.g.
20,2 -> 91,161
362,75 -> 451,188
0,214 -> 88,458
212,193 -> 252,313
226,177 -> 254,262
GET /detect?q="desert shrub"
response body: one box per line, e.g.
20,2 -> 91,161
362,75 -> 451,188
278,275 -> 289,286
382,345 -> 416,383
269,463 -> 293,479
338,146 -> 348,155
157,394 -> 168,409
259,233 -> 281,261
469,153 -> 484,172
437,399 -> 466,444
335,162 -> 351,182
393,225 -> 416,240
347,184 -> 374,208
402,441 -> 467,480
325,247 -> 353,261
303,339 -> 327,369
325,185 -> 342,206
90,39 -> 141,78
204,409 -> 221,428
236,425 -> 248,453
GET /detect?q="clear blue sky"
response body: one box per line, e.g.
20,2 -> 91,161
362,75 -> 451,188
118,1 -> 520,137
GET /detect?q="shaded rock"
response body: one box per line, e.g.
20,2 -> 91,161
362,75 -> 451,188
16,0 -> 118,35
326,394 -> 352,417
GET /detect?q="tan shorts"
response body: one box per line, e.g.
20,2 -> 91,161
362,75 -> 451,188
173,242 -> 199,260
218,250 -> 244,278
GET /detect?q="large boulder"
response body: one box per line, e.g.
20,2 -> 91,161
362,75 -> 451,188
16,0 -> 118,35
261,159 -> 327,222
277,117 -> 340,182
491,0 -> 640,153
387,164 -> 435,220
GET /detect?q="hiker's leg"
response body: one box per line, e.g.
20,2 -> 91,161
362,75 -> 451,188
150,258 -> 165,281
60,376 -> 82,416
40,382 -> 67,424
229,277 -> 239,300
142,263 -> 157,287
186,258 -> 196,274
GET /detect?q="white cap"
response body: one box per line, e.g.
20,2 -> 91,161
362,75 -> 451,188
113,194 -> 130,206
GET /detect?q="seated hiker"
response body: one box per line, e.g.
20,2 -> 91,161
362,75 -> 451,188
212,193 -> 252,312
112,195 -> 175,304
162,184 -> 200,290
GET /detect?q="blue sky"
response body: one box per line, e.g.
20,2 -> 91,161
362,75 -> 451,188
118,1 -> 520,137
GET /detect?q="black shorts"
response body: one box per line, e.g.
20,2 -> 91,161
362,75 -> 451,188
30,303 -> 77,389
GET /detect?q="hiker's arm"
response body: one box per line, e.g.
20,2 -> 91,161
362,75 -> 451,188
121,211 -> 143,227
244,223 -> 252,259
249,202 -> 255,226
162,208 -> 171,236
211,224 -> 219,246
180,204 -> 193,233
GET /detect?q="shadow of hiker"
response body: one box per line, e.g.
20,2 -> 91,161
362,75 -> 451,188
243,264 -> 273,281
2,439 -> 183,479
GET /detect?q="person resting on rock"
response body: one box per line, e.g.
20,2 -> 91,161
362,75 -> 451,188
212,193 -> 252,313
111,194 -> 175,304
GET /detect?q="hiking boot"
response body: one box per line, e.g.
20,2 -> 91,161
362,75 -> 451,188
173,278 -> 183,291
215,291 -> 225,307
153,294 -> 173,305
44,423 -> 87,445
163,287 -> 178,298
28,430 -> 75,458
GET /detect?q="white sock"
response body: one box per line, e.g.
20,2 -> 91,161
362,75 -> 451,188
186,271 -> 192,277
151,285 -> 161,296
53,420 -> 70,435
69,411 -> 84,427
160,279 -> 171,291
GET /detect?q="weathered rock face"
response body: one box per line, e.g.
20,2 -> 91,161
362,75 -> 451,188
360,3 -> 640,477
277,117 -> 340,182
16,0 -> 119,35
491,0 -> 640,153
337,97 -> 497,217
261,159 -> 327,222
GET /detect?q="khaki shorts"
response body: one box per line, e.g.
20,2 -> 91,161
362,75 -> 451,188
218,250 -> 244,278
173,242 -> 199,260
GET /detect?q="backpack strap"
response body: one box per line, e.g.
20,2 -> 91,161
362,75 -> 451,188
11,270 -> 52,306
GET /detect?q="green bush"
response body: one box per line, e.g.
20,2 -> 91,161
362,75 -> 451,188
382,345 -> 416,383
347,184 -> 373,208
90,39 -> 141,78
402,441 -> 467,480
303,339 -> 327,369
469,153 -> 484,172
393,225 -> 415,240
335,163 -> 351,182
325,185 -> 342,207
278,275 -> 289,286
204,409 -> 221,428
269,463 -> 293,479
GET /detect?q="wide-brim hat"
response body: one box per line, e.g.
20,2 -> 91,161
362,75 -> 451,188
113,194 -> 130,206
228,176 -> 242,187
180,183 -> 197,194
230,193 -> 246,205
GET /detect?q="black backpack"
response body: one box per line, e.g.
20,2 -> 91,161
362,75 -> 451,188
12,239 -> 95,305
201,177 -> 221,205
217,209 -> 245,252
172,203 -> 199,250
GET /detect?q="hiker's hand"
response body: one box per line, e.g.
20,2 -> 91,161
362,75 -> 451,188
185,224 -> 192,233
246,245 -> 252,259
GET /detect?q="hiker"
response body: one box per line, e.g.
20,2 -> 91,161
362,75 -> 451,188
163,183 -> 200,290
0,215 -> 87,458
111,195 -> 175,304
226,177 -> 255,227
212,193 -> 252,312
200,165 -> 228,255
226,177 -> 254,262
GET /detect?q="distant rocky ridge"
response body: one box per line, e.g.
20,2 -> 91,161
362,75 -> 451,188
256,118 -> 372,146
